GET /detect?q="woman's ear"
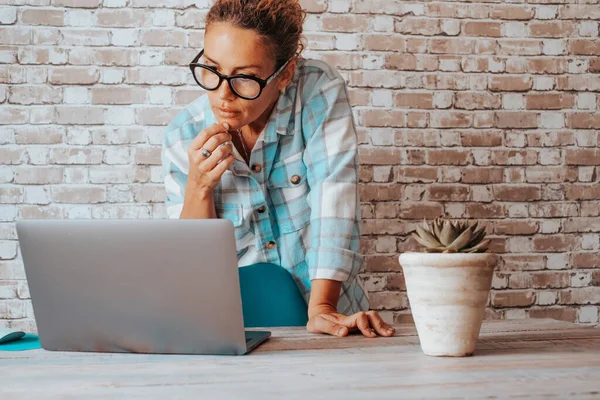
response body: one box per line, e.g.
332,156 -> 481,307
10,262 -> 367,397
277,59 -> 297,91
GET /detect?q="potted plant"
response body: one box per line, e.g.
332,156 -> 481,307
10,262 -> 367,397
398,218 -> 498,357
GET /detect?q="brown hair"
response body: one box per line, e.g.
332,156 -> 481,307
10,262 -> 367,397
205,0 -> 306,69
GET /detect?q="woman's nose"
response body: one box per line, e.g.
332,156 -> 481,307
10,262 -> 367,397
217,80 -> 236,101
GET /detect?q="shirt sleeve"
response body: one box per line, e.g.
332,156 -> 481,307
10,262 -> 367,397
301,76 -> 364,283
162,126 -> 190,219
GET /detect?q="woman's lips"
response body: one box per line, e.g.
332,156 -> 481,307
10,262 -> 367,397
216,107 -> 239,118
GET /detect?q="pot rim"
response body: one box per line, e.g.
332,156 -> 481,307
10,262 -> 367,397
399,251 -> 498,268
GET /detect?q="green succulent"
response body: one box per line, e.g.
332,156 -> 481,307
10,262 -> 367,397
412,218 -> 490,253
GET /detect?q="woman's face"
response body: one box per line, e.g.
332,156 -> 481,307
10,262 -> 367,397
202,22 -> 294,130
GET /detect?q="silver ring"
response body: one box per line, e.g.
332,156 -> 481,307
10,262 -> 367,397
200,148 -> 211,158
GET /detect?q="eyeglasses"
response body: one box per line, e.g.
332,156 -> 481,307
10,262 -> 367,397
189,50 -> 290,100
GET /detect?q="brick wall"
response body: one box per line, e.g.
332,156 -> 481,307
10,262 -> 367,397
1,0 -> 599,331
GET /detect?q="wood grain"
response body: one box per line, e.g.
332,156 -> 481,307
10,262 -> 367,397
1,319 -> 599,399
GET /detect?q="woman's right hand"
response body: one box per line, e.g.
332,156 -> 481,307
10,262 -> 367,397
186,123 -> 235,194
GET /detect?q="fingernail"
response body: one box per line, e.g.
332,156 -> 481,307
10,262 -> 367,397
223,122 -> 230,129
338,328 -> 345,336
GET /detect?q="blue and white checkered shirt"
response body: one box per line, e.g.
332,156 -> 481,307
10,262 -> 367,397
162,59 -> 369,314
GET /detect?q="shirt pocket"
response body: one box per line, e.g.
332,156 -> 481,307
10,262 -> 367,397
267,153 -> 311,234
215,203 -> 254,252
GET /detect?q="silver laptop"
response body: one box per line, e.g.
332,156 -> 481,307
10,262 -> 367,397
16,219 -> 271,355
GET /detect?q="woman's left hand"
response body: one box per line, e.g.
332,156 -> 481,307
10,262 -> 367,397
307,307 -> 396,338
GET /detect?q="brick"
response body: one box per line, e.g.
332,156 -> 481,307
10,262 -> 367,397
54,0 -> 101,6
363,34 -> 404,52
563,217 -> 600,233
398,203 -> 443,219
498,39 -> 542,56
393,93 -> 432,109
0,7 -> 17,24
464,21 -> 502,37
369,291 -> 409,311
21,9 -> 64,26
49,148 -> 103,165
0,148 -> 25,165
141,29 -> 186,47
533,235 -> 579,253
49,67 -> 98,85
571,40 -> 600,56
566,113 -> 600,129
384,54 -> 417,71
91,87 -> 146,105
558,4 -> 597,20
8,85 -> 61,105
0,187 -> 23,204
359,110 -> 406,128
559,288 -> 600,306
426,149 -> 470,165
492,290 -> 535,308
494,185 -> 541,201
495,112 -> 538,129
489,76 -> 532,92
430,111 -> 471,128
557,76 -> 600,92
572,253 -> 599,269
528,59 -> 568,75
96,9 -> 149,27
56,106 -> 105,125
495,220 -> 539,236
490,5 -> 535,20
525,166 -> 577,183
15,127 -> 63,144
322,15 -> 369,33
395,18 -> 441,36
52,186 -> 106,204
500,254 -> 546,271
528,307 -> 577,323
455,92 -> 501,110
14,167 -> 63,184
565,149 -> 600,166
459,131 -> 503,147
428,185 -> 470,201
0,108 -> 28,124
461,168 -> 504,184
430,38 -> 473,54
529,21 -> 575,38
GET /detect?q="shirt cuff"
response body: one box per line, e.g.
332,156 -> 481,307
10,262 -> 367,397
307,247 -> 364,282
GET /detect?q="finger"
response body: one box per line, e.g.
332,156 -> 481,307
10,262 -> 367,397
201,142 -> 233,171
189,123 -> 228,151
353,311 -> 376,338
210,154 -> 236,179
366,310 -> 395,337
202,132 -> 233,153
307,315 -> 348,337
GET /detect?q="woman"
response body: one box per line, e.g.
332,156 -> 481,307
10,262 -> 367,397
162,0 -> 395,338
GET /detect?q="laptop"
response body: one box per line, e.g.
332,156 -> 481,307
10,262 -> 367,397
15,219 -> 271,355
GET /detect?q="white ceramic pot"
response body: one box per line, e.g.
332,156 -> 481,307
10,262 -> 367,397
398,252 -> 498,357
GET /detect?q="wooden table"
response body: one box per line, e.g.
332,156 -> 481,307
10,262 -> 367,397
1,319 -> 599,399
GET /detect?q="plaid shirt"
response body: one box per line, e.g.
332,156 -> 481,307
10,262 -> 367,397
162,59 -> 369,315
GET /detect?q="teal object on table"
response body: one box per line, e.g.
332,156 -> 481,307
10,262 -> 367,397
0,334 -> 41,351
239,263 -> 309,327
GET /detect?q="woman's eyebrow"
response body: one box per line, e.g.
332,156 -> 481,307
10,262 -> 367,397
203,55 -> 262,73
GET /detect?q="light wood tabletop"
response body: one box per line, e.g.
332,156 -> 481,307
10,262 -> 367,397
1,318 -> 599,399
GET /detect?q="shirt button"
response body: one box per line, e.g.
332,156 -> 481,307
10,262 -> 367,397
290,175 -> 301,185
257,205 -> 266,213
252,164 -> 262,173
266,241 -> 276,250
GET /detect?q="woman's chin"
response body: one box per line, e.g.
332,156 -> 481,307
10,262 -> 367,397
214,114 -> 243,129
